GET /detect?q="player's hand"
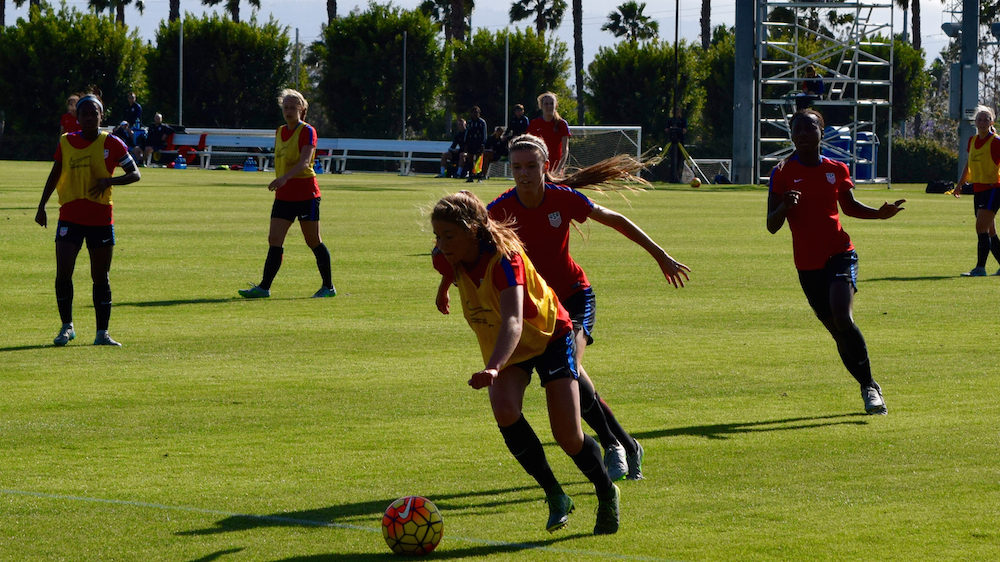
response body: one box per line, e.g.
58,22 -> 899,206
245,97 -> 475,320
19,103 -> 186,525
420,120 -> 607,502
782,190 -> 801,208
268,177 -> 287,192
436,290 -> 450,314
953,184 -> 967,198
468,368 -> 498,389
657,254 -> 691,288
877,199 -> 906,219
90,177 -> 112,197
35,207 -> 47,228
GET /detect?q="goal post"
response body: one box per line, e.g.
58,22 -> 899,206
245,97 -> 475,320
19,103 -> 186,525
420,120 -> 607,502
488,125 -> 642,179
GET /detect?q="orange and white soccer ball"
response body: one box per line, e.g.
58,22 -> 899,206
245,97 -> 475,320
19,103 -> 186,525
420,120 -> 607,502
381,496 -> 443,555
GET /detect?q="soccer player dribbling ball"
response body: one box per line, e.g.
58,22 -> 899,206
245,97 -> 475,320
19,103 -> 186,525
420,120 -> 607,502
431,191 -> 621,535
36,94 -> 141,346
954,105 -> 1000,277
239,89 -> 336,299
766,109 -> 905,415
481,134 -> 690,481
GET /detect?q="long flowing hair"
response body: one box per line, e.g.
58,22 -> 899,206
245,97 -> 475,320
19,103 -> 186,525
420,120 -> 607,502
431,191 -> 523,259
507,134 -> 651,194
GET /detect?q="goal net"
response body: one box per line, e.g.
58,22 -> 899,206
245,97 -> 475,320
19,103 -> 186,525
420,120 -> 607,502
681,159 -> 733,184
488,125 -> 642,179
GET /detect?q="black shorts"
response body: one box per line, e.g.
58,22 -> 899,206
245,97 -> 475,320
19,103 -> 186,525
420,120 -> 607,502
511,331 -> 578,387
55,221 -> 115,248
271,197 -> 321,222
465,143 -> 484,155
973,188 -> 1000,214
561,287 -> 596,346
797,251 -> 858,321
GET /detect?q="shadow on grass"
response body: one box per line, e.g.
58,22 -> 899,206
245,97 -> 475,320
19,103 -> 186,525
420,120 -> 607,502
178,486 -> 538,537
634,413 -> 869,441
263,533 -> 591,562
0,344 -> 60,352
321,184 -> 420,193
188,548 -> 244,562
862,275 -> 955,282
116,298 -> 234,307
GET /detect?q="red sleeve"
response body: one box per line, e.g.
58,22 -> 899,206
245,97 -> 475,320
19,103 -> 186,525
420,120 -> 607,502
432,246 -> 454,284
564,188 -> 594,222
491,253 -> 526,292
991,136 -> 1000,165
300,124 -> 317,149
561,119 -> 572,138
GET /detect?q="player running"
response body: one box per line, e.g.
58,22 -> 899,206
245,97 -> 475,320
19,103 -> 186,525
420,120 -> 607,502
239,89 -> 336,299
35,94 -> 141,346
954,105 -> 1000,277
431,190 -> 620,535
767,109 -> 905,415
483,134 -> 689,481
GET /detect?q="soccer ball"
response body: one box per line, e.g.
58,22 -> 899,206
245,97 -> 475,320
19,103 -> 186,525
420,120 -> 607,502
381,496 -> 443,555
690,177 -> 702,188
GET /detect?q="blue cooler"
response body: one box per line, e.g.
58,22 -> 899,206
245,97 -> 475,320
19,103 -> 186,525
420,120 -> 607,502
855,132 -> 879,179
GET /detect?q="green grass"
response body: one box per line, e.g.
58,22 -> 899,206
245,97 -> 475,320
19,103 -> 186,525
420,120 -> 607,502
1,161 -> 998,561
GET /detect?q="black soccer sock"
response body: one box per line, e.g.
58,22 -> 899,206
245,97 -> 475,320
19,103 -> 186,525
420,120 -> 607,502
991,235 -> 1000,266
260,246 -> 284,290
312,243 -> 333,288
977,233 -> 991,268
93,282 -> 112,332
55,277 -> 73,325
498,414 -> 561,496
578,376 -> 618,450
597,393 -> 638,458
570,434 -> 613,495
834,323 -> 874,387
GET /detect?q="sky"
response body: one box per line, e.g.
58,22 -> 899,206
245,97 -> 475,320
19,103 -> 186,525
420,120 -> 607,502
6,0 -> 958,72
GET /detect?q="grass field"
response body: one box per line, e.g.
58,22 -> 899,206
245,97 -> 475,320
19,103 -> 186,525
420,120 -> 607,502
1,161 -> 998,562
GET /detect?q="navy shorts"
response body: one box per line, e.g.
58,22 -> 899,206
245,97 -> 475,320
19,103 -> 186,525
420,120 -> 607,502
797,250 -> 858,321
55,221 -> 115,248
511,331 -> 578,387
973,188 -> 1000,214
272,197 -> 321,222
561,287 -> 596,346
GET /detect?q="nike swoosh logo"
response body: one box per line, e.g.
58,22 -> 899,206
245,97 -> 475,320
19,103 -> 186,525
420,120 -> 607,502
102,238 -> 112,243
794,179 -> 804,183
398,497 -> 413,519
548,368 -> 562,375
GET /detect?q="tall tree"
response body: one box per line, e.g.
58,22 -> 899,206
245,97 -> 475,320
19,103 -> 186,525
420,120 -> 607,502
327,0 -> 335,24
700,0 -> 710,50
419,0 -> 474,43
8,0 -> 45,25
88,0 -> 145,26
201,0 -> 260,23
601,1 -> 658,43
450,0 -> 464,42
169,0 -> 179,21
572,0 -> 584,124
509,0 -> 566,38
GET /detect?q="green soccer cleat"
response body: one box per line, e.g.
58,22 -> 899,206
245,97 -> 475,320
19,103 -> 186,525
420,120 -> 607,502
626,440 -> 645,481
238,284 -> 270,299
312,285 -> 337,298
53,323 -> 75,346
545,493 -> 574,532
594,483 -> 621,535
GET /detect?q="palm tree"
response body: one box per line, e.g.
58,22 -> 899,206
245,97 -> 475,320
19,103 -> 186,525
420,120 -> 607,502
509,0 -> 567,38
700,0 -> 710,50
201,0 -> 260,24
450,0 -> 465,43
573,0 -> 584,124
88,0 -> 145,25
420,0 -> 474,43
327,0 -> 336,24
169,0 -> 179,21
602,1 -> 659,43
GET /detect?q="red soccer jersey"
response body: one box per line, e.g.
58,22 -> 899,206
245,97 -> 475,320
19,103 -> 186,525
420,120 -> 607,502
487,184 -> 593,300
433,246 -> 572,336
60,113 -> 81,134
275,123 -> 320,201
527,117 -> 571,168
54,132 -> 131,225
769,155 -> 855,271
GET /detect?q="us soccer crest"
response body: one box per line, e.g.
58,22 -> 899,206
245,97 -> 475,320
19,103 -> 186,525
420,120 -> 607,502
548,211 -> 562,228
826,172 -> 836,184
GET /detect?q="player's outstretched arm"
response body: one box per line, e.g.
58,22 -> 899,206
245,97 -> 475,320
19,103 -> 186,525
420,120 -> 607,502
839,188 -> 905,219
435,276 -> 451,315
589,204 -> 690,288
